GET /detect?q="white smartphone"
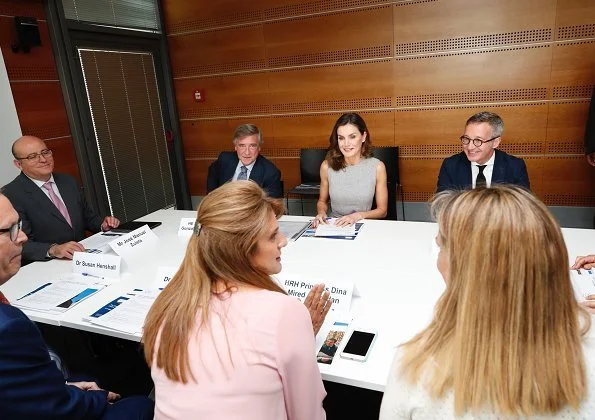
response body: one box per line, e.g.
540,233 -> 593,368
339,328 -> 377,362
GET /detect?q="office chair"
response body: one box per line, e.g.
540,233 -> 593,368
371,146 -> 403,220
287,148 -> 328,215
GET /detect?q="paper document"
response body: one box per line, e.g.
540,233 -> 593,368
89,290 -> 159,334
83,289 -> 145,323
571,269 -> 595,301
315,219 -> 356,237
14,279 -> 105,313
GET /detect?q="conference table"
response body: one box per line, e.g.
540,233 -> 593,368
2,209 -> 595,392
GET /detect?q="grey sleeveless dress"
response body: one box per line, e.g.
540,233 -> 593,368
327,157 -> 379,217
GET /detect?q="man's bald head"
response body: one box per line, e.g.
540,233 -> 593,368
12,136 -> 46,158
12,136 -> 54,181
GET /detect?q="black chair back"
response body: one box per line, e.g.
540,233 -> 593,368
300,148 -> 328,184
372,146 -> 400,221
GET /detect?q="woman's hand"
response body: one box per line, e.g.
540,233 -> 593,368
571,255 -> 595,270
304,284 -> 332,335
334,212 -> 362,227
312,213 -> 328,228
581,294 -> 595,314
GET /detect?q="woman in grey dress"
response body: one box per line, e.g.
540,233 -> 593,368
314,113 -> 388,227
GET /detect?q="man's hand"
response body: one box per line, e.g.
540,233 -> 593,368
571,255 -> 595,270
587,152 -> 595,167
49,241 -> 85,259
101,216 -> 120,231
304,284 -> 332,335
67,381 -> 120,402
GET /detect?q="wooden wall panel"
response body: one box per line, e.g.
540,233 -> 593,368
551,41 -> 595,88
268,61 -> 393,104
393,0 -> 556,45
271,114 -> 342,150
169,26 -> 266,78
0,1 -> 78,183
265,7 -> 393,61
164,0 -> 595,207
393,46 -> 552,97
556,0 -> 595,36
546,101 -> 591,151
175,73 -> 270,118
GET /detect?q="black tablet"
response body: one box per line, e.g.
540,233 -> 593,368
109,220 -> 162,233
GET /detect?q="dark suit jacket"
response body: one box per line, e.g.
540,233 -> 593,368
585,87 -> 595,154
437,150 -> 530,192
207,152 -> 283,198
2,172 -> 103,263
0,303 -> 109,419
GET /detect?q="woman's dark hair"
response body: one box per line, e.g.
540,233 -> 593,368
326,113 -> 373,171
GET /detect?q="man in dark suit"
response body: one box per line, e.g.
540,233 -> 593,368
2,136 -> 120,263
207,124 -> 283,198
437,112 -> 530,192
0,193 -> 153,419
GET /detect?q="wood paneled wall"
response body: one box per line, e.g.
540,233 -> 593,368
163,0 -> 595,206
0,0 -> 79,182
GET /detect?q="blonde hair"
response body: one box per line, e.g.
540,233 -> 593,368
143,181 -> 285,383
399,185 -> 590,415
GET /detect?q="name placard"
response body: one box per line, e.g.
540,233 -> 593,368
151,265 -> 180,290
178,218 -> 195,236
279,276 -> 354,314
109,225 -> 159,259
73,252 -> 122,279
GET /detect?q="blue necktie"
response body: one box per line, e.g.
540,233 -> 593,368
238,166 -> 248,181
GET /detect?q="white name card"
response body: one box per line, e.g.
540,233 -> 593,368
178,218 -> 195,236
109,225 -> 159,259
279,276 -> 354,314
151,265 -> 180,290
72,251 -> 122,279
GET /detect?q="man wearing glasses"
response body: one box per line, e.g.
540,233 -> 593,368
0,194 -> 154,418
437,112 -> 530,192
2,136 -> 120,264
206,124 -> 283,198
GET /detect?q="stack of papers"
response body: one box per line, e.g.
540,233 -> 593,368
87,290 -> 160,335
300,220 -> 364,240
14,276 -> 106,313
315,221 -> 356,237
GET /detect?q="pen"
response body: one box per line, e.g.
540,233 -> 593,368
81,273 -> 104,279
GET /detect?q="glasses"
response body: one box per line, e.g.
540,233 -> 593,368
15,149 -> 53,161
460,136 -> 499,147
0,218 -> 22,242
236,144 -> 259,150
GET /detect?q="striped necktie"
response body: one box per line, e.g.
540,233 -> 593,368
237,166 -> 248,181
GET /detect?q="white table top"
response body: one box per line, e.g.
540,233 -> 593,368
2,209 -> 595,392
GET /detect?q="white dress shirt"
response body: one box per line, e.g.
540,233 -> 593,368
25,174 -> 67,204
471,151 -> 495,188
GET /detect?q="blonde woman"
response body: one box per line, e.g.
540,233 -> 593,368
380,185 -> 595,418
143,181 -> 327,420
